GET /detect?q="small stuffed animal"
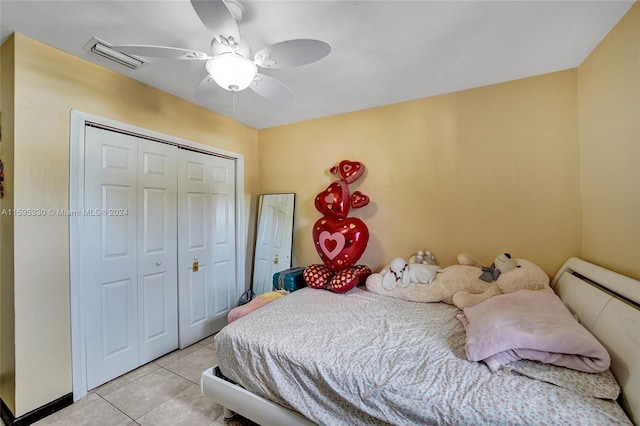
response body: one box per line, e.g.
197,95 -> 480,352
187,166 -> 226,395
378,258 -> 440,289
367,252 -> 551,309
407,263 -> 440,284
382,258 -> 411,290
408,250 -> 438,266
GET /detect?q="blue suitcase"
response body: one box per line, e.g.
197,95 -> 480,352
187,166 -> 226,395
273,267 -> 307,292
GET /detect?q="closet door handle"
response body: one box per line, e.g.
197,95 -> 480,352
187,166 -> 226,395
156,261 -> 162,266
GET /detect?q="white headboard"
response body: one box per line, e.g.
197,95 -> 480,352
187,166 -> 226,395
551,257 -> 639,425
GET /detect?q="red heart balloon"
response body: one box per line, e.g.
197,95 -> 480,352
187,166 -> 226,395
352,265 -> 372,284
312,216 -> 369,272
328,268 -> 360,293
330,160 -> 365,184
314,180 -> 350,219
303,264 -> 333,289
350,191 -> 370,209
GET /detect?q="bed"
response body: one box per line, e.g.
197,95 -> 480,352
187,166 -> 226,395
201,257 -> 639,425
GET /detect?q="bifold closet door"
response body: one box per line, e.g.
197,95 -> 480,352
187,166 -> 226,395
137,139 -> 179,365
84,126 -> 178,389
178,149 -> 236,348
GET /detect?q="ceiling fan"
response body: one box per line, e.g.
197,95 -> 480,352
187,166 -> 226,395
112,0 -> 331,104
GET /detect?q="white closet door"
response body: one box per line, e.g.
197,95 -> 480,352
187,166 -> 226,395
84,128 -> 179,389
84,127 -> 140,389
178,150 -> 236,348
137,140 -> 179,363
208,154 -> 237,327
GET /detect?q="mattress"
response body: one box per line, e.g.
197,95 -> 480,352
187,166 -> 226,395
214,287 -> 631,425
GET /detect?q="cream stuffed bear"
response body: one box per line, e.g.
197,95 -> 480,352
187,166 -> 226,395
366,252 -> 551,309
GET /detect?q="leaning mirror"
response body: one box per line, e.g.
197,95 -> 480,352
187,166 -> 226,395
251,193 -> 296,295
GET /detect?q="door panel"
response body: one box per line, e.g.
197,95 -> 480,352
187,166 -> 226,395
212,260 -> 232,316
178,151 -> 236,348
208,158 -> 236,331
179,151 -> 212,347
187,192 -> 206,250
85,127 -> 139,389
188,264 -> 208,324
142,189 -> 168,252
141,272 -> 169,339
102,185 -> 133,257
137,140 -> 178,364
102,279 -> 134,357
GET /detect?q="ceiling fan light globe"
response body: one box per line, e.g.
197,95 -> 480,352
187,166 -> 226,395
206,53 -> 257,92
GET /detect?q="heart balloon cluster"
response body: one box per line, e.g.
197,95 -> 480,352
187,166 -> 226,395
304,160 -> 372,293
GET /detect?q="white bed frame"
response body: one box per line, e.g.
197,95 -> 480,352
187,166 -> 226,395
201,257 -> 640,425
550,257 -> 639,424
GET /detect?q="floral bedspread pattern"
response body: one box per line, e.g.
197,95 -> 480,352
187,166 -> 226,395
215,287 -> 631,426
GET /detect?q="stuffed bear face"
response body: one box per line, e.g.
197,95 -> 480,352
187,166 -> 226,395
494,253 -> 517,273
496,258 -> 549,292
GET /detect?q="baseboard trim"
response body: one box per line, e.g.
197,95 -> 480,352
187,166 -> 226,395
1,393 -> 73,426
1,397 -> 14,426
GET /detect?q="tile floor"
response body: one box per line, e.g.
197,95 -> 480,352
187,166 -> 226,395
34,336 -> 255,426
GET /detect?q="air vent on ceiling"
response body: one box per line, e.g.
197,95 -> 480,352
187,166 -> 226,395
83,37 -> 146,70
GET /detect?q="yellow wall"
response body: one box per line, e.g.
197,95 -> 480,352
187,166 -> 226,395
4,34 -> 258,417
259,70 -> 581,276
578,4 -> 640,280
0,36 -> 17,416
1,1 -> 639,417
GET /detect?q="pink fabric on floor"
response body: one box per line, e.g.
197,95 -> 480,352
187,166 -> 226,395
228,290 -> 289,323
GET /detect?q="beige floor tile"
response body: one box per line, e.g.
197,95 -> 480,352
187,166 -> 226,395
153,336 -> 213,367
95,362 -> 161,398
153,341 -> 207,367
163,345 -> 218,384
33,393 -> 131,426
100,368 -> 192,420
136,384 -> 222,426
201,335 -> 217,348
34,339 -> 221,425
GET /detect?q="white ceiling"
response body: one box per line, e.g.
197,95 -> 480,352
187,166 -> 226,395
1,0 -> 634,129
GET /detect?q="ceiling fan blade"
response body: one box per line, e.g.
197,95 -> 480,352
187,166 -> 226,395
190,0 -> 240,48
194,75 -> 221,104
111,45 -> 210,60
254,39 -> 331,69
249,73 -> 294,103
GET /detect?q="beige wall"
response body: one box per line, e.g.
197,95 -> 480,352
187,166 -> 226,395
4,34 -> 258,417
259,70 -> 581,277
0,36 -> 17,415
578,3 -> 640,280
1,1 -> 639,418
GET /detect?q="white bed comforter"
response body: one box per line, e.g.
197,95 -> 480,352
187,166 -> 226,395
214,287 -> 631,426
